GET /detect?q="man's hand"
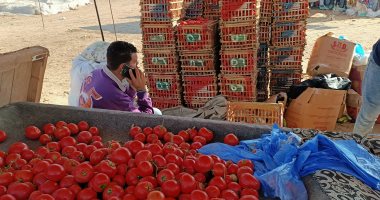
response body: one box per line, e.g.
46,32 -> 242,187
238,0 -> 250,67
126,68 -> 147,92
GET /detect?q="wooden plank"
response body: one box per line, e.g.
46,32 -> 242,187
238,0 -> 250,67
10,62 -> 32,102
27,56 -> 48,102
0,69 -> 15,107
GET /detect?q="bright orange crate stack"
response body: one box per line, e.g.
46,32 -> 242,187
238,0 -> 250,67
177,19 -> 219,108
219,0 -> 260,102
140,0 -> 184,109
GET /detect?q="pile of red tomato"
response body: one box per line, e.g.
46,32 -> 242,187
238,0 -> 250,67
0,121 -> 260,200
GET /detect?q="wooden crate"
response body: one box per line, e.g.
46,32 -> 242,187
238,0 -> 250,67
0,46 -> 49,107
227,101 -> 284,126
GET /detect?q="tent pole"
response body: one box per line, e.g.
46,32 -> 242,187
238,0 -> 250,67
93,0 -> 105,41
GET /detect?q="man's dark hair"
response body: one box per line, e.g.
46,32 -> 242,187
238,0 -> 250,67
106,41 -> 137,70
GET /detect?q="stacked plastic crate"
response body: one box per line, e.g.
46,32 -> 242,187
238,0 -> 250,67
218,0 -> 260,102
269,0 -> 309,95
203,0 -> 220,20
140,0 -> 184,109
177,18 -> 219,108
183,0 -> 204,19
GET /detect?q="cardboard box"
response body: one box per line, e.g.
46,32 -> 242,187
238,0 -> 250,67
307,33 -> 356,78
285,88 -> 346,131
349,65 -> 366,95
346,89 -> 380,123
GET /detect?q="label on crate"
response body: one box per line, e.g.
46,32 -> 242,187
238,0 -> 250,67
230,58 -> 247,68
149,4 -> 165,12
229,84 -> 245,92
281,30 -> 296,38
277,55 -> 294,63
231,34 -> 247,42
156,81 -> 171,91
283,2 -> 300,11
186,34 -> 202,42
152,57 -> 168,65
189,59 -> 204,67
150,35 -> 165,42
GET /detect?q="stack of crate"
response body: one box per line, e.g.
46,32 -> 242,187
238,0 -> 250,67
269,0 -> 309,95
177,18 -> 219,108
140,0 -> 184,109
219,0 -> 260,102
203,0 -> 220,20
183,0 -> 204,19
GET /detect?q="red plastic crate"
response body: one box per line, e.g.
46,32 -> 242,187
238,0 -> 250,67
151,97 -> 182,109
220,0 -> 259,22
270,69 -> 302,95
184,97 -> 213,109
141,25 -> 176,50
183,0 -> 204,19
182,75 -> 218,98
260,1 -> 273,19
273,0 -> 309,22
143,50 -> 179,74
219,74 -> 258,102
220,21 -> 259,50
259,20 -> 271,43
269,46 -> 304,70
140,0 -> 184,23
177,19 -> 218,52
271,21 -> 306,47
180,53 -> 217,73
203,0 -> 220,20
220,50 -> 257,75
147,74 -> 182,99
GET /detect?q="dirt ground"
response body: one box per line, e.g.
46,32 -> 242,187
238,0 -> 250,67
1,0 -> 380,133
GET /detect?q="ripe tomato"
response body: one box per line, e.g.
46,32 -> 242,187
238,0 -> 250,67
221,189 -> 238,200
212,163 -> 227,177
20,149 -> 34,161
194,173 -> 206,183
224,134 -> 239,146
69,184 -> 81,196
117,164 -> 128,176
77,188 -> 97,200
198,127 -> 213,142
39,134 -> 52,145
237,160 -> 254,169
122,194 -> 137,200
167,163 -> 180,175
67,123 -> 79,135
146,134 -> 159,143
190,142 -> 202,150
134,181 -> 153,200
165,153 -> 179,164
77,121 -> 89,131
161,180 -> 180,198
126,141 -> 144,156
63,159 -> 79,174
153,125 -> 167,139
54,127 -> 71,140
157,169 -> 175,186
195,155 -> 214,173
240,189 -> 259,197
88,127 -> 99,136
60,136 -> 77,148
92,135 -> 102,142
134,133 -> 146,143
8,142 -> 28,154
227,164 -> 238,175
96,160 -> 117,178
143,127 -> 153,136
178,130 -> 190,142
209,177 -> 227,191
187,128 -> 198,140
29,191 -> 43,200
228,182 -> 241,194
179,143 -> 190,151
52,188 -> 75,200
109,147 -> 132,165
147,191 -> 165,200
183,159 -> 195,174
36,194 -> 55,200
140,176 -> 158,188
237,166 -> 253,177
90,149 -> 107,165
70,151 -> 85,162
92,141 -> 104,148
14,170 -> 33,182
125,168 -> 139,186
238,173 -> 260,190
0,172 -> 14,187
205,185 -> 220,198
103,184 -> 124,200
190,190 -> 209,200
60,175 -> 75,188
179,173 -> 197,194
148,144 -> 163,156
172,135 -> 184,146
90,173 -> 110,192
134,150 -> 152,165
25,125 -> 42,140
193,136 -> 206,145
55,121 -> 67,128
0,194 -> 16,200
73,162 -> 94,183
43,123 -> 56,135
0,131 -> 7,143
240,195 -> 259,200
32,160 -> 49,174
163,132 -> 174,143
76,143 -> 87,152
77,131 -> 93,144
83,145 -> 97,159
137,161 -> 153,177
45,152 -> 61,162
113,175 -> 126,187
125,186 -> 135,194
129,126 -> 142,138
0,186 -> 6,196
45,164 -> 65,182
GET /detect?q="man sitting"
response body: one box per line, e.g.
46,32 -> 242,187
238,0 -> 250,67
78,41 -> 158,114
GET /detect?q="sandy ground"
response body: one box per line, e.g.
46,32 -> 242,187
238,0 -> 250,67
1,0 -> 380,133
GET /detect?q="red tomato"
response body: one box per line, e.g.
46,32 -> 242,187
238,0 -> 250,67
227,164 -> 239,175
39,180 -> 59,194
125,186 -> 135,194
238,173 -> 260,190
117,164 -> 128,176
20,149 -> 34,161
0,186 -> 6,196
39,134 -> 52,145
54,127 -> 71,140
122,194 -> 137,200
109,147 -> 132,165
179,194 -> 191,200
182,159 -> 195,174
0,131 -> 7,143
240,195 -> 259,200
90,173 -> 110,192
77,131 -> 93,144
187,128 -> 198,140
179,143 -> 191,151
163,132 -> 174,143
92,141 -> 104,148
14,170 -> 33,182
190,190 -> 209,200
165,153 -> 179,164
205,186 -> 220,198
237,160 -> 254,169
212,163 -> 227,177
129,126 -> 142,138
69,184 -> 81,196
8,142 -> 28,154
59,175 -> 75,188
125,168 -> 139,186
153,125 -> 167,139
147,191 -> 165,200
134,133 -> 146,143
66,123 -> 79,135
77,188 -> 97,200
137,161 -> 153,177
167,163 -> 180,175
36,194 -> 55,200
0,194 -> 16,200
161,180 -> 180,198
73,162 -> 94,183
77,121 -> 89,132
134,181 -> 153,200
96,160 -> 117,178
61,146 -> 76,157
190,142 -> 202,150
140,176 -> 158,188
0,172 -> 14,187
179,173 -> 197,194
228,182 -> 241,194
32,160 -> 49,174
25,126 -> 42,140
103,184 -> 124,200
29,191 -> 42,200
209,177 -> 227,191
152,155 -> 166,169
172,135 -> 184,146
45,164 -> 65,182
178,130 -> 190,142
113,175 -> 126,187
146,134 -> 159,143
63,159 -> 79,174
193,173 -> 206,183
59,136 -> 77,148
88,127 -> 99,136
198,127 -> 213,142
157,169 -> 175,186
195,155 -> 214,173
221,189 -> 238,200
193,136 -> 206,146
92,135 -> 102,142
45,152 -> 61,163
83,145 -> 97,159
143,127 -> 153,136
237,166 -> 253,177
134,150 -> 152,165
69,151 -> 85,162
76,143 -> 87,152
43,123 -> 56,136
127,141 -> 144,156
224,133 -> 239,146
90,149 -> 107,165
52,188 -> 75,200
55,121 -> 67,128
240,189 -> 259,197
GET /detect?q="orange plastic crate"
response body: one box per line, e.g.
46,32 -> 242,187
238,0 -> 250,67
142,25 -> 176,50
271,21 -> 306,47
259,21 -> 271,43
220,0 -> 259,22
219,74 -> 258,102
270,69 -> 302,95
147,74 -> 182,99
220,50 -> 257,75
273,0 -> 309,22
143,50 -> 179,74
180,53 -> 217,73
203,0 -> 220,20
269,46 -> 304,70
220,21 -> 259,50
140,0 -> 184,23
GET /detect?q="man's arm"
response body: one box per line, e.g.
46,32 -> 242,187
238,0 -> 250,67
136,91 -> 154,114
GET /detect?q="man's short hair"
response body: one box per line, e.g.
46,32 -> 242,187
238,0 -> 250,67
106,41 -> 137,70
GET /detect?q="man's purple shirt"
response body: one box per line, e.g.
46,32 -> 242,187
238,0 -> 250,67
79,68 -> 153,114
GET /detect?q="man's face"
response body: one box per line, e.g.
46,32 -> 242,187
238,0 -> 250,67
128,53 -> 138,69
